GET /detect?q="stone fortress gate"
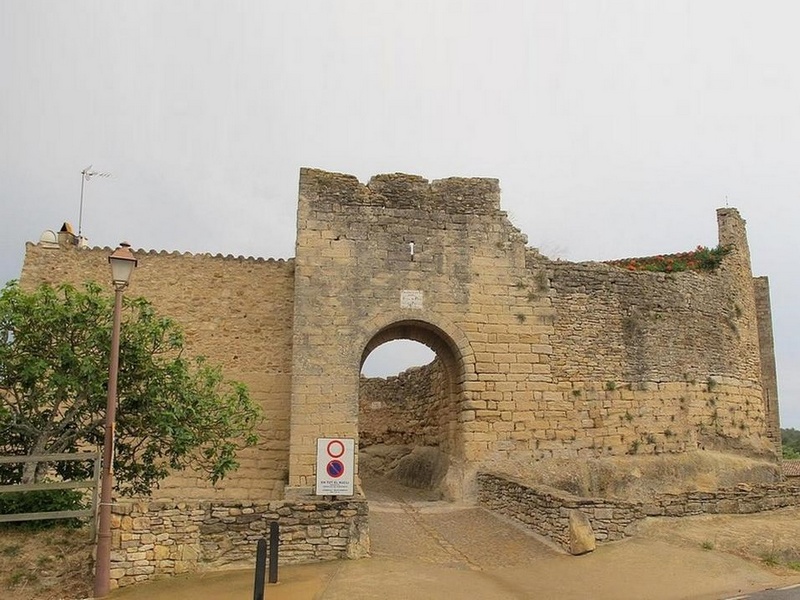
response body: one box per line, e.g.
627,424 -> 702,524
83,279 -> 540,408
20,168 -> 784,587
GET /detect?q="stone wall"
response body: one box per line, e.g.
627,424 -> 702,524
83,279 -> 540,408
478,472 -> 800,552
288,168 -> 551,492
358,360 -> 451,447
477,473 -> 642,548
19,171 -> 780,502
20,243 -> 295,501
363,367 -> 772,461
535,208 -> 770,461
109,497 -> 368,589
492,378 -> 771,460
754,276 -> 781,449
547,261 -> 752,383
287,171 -> 777,494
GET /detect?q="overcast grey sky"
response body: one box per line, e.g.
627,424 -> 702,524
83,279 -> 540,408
2,1 -> 798,426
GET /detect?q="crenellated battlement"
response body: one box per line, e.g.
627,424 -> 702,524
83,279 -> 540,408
299,167 -> 501,214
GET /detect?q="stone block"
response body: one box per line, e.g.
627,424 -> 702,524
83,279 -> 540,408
568,510 -> 596,555
593,508 -> 614,520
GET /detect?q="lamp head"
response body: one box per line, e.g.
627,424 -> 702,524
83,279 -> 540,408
108,242 -> 138,289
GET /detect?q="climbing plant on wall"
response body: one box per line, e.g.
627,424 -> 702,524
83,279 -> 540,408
607,245 -> 730,273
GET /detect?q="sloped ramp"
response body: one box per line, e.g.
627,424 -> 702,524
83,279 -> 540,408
363,476 -> 557,569
369,504 -> 557,569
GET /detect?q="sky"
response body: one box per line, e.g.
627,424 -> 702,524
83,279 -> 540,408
1,1 -> 798,426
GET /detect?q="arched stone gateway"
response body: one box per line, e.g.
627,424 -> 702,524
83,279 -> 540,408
358,319 -> 470,501
19,168 -> 785,587
283,169 -> 779,500
361,318 -> 470,382
286,168 -> 547,498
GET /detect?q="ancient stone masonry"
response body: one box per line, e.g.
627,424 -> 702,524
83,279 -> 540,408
108,498 -> 368,589
478,472 -> 644,550
21,247 -> 295,501
359,361 -> 450,447
288,169 -> 539,494
478,473 -> 800,553
753,276 -> 781,447
18,168 -> 782,583
22,170 -> 777,496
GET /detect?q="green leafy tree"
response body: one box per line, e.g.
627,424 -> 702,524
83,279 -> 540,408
0,281 -> 261,496
781,428 -> 800,459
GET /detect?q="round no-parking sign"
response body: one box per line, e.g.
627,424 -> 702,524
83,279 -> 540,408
316,438 -> 355,496
326,459 -> 345,478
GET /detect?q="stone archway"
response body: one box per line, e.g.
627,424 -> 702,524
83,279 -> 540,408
358,320 -> 468,501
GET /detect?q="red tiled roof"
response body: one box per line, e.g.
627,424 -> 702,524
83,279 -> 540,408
782,460 -> 800,477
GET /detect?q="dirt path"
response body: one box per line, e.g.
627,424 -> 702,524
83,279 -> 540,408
636,508 -> 800,572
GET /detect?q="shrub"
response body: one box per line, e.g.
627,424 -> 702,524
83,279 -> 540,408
0,489 -> 86,529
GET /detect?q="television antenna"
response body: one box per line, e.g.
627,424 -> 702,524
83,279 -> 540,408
78,165 -> 111,238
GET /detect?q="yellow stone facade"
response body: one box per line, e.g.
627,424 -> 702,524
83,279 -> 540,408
20,168 -> 781,502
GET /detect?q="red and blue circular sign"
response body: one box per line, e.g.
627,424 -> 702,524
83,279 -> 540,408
316,438 -> 354,496
326,440 -> 345,458
326,459 -> 345,478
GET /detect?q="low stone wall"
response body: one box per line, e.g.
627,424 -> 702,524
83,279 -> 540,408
477,473 -> 643,549
640,484 -> 800,517
477,472 -> 800,552
109,497 -> 369,589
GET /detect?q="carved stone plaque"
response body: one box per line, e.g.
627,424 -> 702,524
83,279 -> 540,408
400,289 -> 423,309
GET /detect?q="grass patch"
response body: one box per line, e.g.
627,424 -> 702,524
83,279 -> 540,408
2,544 -> 22,557
6,568 -> 37,588
760,552 -> 779,567
0,523 -> 93,599
36,554 -> 54,567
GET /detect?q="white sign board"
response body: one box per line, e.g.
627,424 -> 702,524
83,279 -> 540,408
315,438 -> 355,496
400,289 -> 423,309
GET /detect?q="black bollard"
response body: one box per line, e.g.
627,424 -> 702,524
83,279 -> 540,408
253,537 -> 267,600
268,521 -> 279,584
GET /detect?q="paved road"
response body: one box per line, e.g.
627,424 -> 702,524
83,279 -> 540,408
316,477 -> 564,599
726,583 -> 800,600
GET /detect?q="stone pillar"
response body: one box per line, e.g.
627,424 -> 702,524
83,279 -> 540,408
753,276 -> 781,453
716,208 -> 763,385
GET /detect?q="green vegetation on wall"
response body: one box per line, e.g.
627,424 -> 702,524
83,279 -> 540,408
607,245 -> 730,273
